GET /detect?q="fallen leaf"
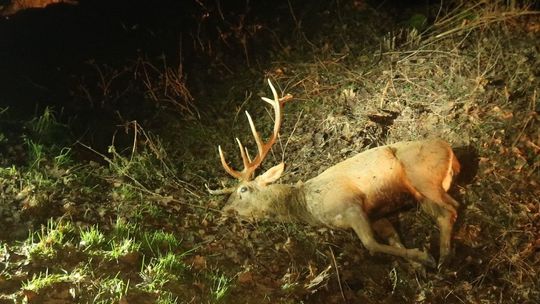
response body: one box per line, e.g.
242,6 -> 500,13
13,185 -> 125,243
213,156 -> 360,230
191,255 -> 207,270
237,271 -> 254,285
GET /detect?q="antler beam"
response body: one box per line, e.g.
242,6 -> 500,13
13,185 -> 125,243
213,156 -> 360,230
218,79 -> 292,181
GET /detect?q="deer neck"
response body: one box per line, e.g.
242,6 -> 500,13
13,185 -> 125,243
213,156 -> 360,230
268,183 -> 317,225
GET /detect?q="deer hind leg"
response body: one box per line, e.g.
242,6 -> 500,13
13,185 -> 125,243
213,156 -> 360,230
345,206 -> 436,267
419,191 -> 458,268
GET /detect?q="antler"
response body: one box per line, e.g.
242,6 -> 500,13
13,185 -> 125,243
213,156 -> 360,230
218,79 -> 292,181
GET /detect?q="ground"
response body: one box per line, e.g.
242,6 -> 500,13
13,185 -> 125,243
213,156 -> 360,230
0,1 -> 539,303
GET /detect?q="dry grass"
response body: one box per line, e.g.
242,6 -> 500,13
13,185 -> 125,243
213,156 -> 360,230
135,55 -> 198,118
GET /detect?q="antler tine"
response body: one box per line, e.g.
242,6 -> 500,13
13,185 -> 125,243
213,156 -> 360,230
261,79 -> 281,136
245,111 -> 264,158
205,183 -> 235,195
218,145 -> 243,180
235,138 -> 251,172
216,79 -> 288,181
242,79 -> 283,174
245,147 -> 252,163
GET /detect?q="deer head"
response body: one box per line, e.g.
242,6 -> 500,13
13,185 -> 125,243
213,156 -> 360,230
209,79 -> 293,219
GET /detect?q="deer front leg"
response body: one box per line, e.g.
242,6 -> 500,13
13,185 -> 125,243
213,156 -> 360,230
344,206 -> 436,267
373,217 -> 427,274
420,192 -> 458,268
372,218 -> 404,248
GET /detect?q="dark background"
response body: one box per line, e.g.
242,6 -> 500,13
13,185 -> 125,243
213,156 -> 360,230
0,0 -> 426,117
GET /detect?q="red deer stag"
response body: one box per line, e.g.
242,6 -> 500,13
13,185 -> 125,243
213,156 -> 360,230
209,79 -> 461,267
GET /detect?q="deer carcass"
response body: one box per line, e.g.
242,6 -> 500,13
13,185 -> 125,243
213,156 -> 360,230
209,80 -> 461,267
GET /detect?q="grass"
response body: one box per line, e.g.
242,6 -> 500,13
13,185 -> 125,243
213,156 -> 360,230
157,292 -> 180,304
142,230 -> 181,255
23,219 -> 75,259
105,238 -> 140,261
2,211 -> 204,302
23,271 -> 78,293
79,225 -> 106,250
25,139 -> 44,170
0,1 -> 538,303
138,252 -> 188,291
92,274 -> 130,303
210,271 -> 232,302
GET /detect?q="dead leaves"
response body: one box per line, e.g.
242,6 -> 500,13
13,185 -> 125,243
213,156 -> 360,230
191,255 -> 207,271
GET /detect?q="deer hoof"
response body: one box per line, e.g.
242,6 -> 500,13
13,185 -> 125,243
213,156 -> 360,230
437,246 -> 455,269
423,253 -> 437,268
437,255 -> 450,270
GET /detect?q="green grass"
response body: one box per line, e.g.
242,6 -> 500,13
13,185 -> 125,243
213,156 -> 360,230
138,252 -> 188,291
210,271 -> 232,302
79,225 -> 106,250
23,271 -> 71,292
105,238 -> 140,261
54,147 -> 72,168
156,292 -> 179,304
142,230 -> 181,255
28,107 -> 57,135
11,214 -> 204,301
111,183 -> 141,201
23,219 -> 75,259
14,216 -> 203,301
92,274 -> 130,303
25,139 -> 45,170
111,218 -> 137,239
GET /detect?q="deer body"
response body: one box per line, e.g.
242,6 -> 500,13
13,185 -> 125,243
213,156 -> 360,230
212,80 -> 460,267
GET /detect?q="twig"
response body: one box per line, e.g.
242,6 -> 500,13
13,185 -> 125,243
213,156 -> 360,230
329,246 -> 346,302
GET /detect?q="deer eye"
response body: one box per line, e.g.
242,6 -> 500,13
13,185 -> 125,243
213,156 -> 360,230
239,186 -> 248,193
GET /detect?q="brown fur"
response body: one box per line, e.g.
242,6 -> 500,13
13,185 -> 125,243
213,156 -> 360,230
0,0 -> 76,16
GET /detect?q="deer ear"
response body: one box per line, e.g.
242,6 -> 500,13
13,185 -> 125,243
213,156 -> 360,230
255,163 -> 284,186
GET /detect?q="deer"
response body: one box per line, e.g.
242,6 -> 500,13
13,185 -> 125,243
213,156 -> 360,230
208,79 -> 461,268
0,0 -> 77,16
